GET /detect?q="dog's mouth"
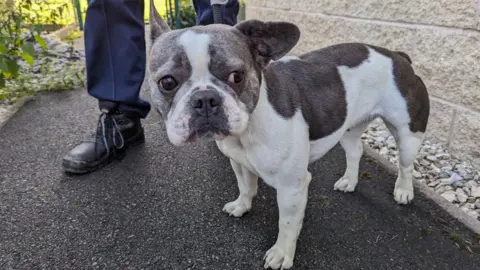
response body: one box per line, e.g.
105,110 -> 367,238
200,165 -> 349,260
186,130 -> 227,143
187,117 -> 230,142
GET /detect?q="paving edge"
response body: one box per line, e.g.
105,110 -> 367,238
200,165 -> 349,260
0,96 -> 33,130
363,143 -> 480,234
48,24 -> 78,40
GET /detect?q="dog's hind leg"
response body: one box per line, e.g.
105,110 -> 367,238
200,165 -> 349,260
334,121 -> 370,192
223,159 -> 258,217
387,124 -> 424,204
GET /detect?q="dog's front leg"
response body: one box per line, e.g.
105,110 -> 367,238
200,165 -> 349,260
223,159 -> 258,217
264,171 -> 312,270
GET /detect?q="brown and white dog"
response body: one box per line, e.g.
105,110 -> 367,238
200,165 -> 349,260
147,1 -> 429,268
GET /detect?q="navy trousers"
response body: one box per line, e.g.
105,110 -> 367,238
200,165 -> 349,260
84,0 -> 240,118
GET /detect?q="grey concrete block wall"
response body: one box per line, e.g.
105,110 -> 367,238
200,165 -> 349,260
246,0 -> 480,167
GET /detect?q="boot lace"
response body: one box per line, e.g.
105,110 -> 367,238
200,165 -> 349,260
94,112 -> 125,157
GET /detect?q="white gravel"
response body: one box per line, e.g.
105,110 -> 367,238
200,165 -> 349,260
364,118 -> 480,221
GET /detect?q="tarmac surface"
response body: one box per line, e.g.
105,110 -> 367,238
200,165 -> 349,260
1,88 -> 480,270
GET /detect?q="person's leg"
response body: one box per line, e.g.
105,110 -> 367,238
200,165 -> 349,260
85,0 -> 150,117
193,0 -> 239,26
62,0 -> 147,174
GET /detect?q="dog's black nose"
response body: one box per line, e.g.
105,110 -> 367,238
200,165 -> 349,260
190,90 -> 222,116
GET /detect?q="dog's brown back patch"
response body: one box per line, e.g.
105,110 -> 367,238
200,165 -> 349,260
264,43 -> 371,140
370,46 -> 430,133
264,43 -> 429,140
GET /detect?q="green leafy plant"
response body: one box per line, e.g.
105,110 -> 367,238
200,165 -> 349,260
1,1 -> 37,88
176,2 -> 197,29
165,0 -> 197,29
24,0 -> 75,28
0,0 -> 68,86
0,0 -> 78,102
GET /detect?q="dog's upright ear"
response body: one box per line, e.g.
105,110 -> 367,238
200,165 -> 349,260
150,0 -> 171,44
235,20 -> 300,67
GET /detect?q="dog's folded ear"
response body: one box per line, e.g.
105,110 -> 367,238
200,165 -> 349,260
235,20 -> 300,67
150,0 -> 171,44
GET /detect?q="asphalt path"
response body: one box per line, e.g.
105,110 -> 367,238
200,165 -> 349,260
1,88 -> 480,270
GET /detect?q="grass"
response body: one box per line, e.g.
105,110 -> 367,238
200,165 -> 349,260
450,232 -> 467,246
360,171 -> 373,180
448,231 -> 480,253
474,232 -> 480,243
318,195 -> 329,208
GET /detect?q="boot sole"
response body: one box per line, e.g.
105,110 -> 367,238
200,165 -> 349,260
62,129 -> 145,175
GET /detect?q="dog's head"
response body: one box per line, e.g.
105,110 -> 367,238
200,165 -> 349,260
148,1 -> 300,146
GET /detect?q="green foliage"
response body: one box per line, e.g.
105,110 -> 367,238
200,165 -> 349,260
1,0 -> 56,86
20,0 -> 75,28
171,1 -> 197,29
2,60 -> 85,103
0,0 -> 84,103
146,0 -> 197,30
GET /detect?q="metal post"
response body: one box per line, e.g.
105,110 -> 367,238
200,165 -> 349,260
73,0 -> 84,30
174,0 -> 180,29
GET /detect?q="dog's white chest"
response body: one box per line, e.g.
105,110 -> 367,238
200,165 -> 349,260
216,137 -> 261,176
216,115 -> 312,190
217,136 -> 296,184
215,79 -> 314,186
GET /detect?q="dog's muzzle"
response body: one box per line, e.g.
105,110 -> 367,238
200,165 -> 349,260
190,90 -> 222,117
188,90 -> 229,138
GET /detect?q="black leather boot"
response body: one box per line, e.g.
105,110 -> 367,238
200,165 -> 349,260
62,110 -> 145,174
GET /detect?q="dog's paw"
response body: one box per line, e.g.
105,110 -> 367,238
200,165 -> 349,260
263,244 -> 294,270
333,176 -> 357,192
393,187 -> 414,204
222,198 -> 250,217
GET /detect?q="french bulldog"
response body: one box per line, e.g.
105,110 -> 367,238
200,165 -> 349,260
147,1 -> 429,268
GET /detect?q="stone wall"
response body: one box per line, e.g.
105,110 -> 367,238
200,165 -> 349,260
246,0 -> 480,167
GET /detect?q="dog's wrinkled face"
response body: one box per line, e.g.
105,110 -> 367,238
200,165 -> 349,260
149,25 -> 258,145
148,2 -> 300,146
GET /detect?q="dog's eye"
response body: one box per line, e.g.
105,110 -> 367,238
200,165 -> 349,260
159,76 -> 178,91
228,71 -> 244,84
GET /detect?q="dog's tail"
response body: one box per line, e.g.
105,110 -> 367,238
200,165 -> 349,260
395,51 -> 412,64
